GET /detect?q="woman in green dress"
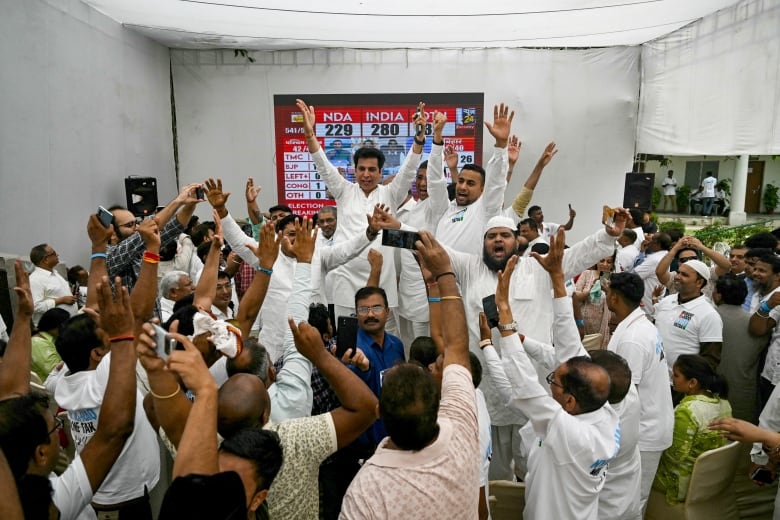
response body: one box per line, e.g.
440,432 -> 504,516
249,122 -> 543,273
653,354 -> 732,504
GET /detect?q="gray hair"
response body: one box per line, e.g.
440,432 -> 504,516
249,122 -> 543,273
159,270 -> 188,299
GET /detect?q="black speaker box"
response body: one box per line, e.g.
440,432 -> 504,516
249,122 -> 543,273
125,176 -> 158,217
623,173 -> 655,211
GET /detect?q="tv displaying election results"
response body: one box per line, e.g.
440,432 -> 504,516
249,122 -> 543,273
273,93 -> 484,215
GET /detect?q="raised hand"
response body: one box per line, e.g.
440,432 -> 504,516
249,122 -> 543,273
496,255 -> 518,308
289,318 -> 327,363
367,203 -> 400,234
87,214 -> 114,247
212,209 -> 225,249
368,248 -> 383,272
12,260 -> 33,317
484,103 -> 515,148
432,111 -> 447,141
289,217 -> 317,263
537,142 -> 558,168
413,102 -> 428,137
245,178 -> 261,203
136,322 -> 167,373
96,276 -> 134,338
341,346 -> 369,372
478,312 -> 492,342
444,146 -> 459,171
568,204 -> 577,219
247,221 -> 281,270
204,178 -> 231,210
507,135 -> 521,166
295,98 -> 316,136
532,227 -> 565,275
138,218 -> 160,250
167,332 -> 217,396
176,183 -> 204,205
606,207 -> 629,237
414,230 -> 454,279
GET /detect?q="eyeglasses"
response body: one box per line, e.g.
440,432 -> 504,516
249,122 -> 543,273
48,416 -> 64,436
118,220 -> 139,229
546,371 -> 565,390
356,305 -> 386,316
678,256 -> 697,264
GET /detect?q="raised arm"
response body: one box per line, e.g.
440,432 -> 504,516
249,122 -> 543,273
424,112 -> 451,226
655,239 -> 684,285
153,183 -> 201,229
0,261 -> 33,398
481,103 -> 513,216
687,236 -> 731,277
366,249 -> 383,287
297,99 -> 352,200
289,319 -> 377,449
444,145 -> 459,180
85,214 -> 114,311
505,134 -> 521,183
130,218 -> 161,323
561,204 -> 576,231
385,103 -> 426,207
267,218 -> 317,421
79,277 -> 137,492
415,231 -> 470,370
245,178 -> 263,225
531,227 -> 589,364
749,291 -> 780,336
237,221 -> 281,338
193,211 -> 224,311
166,332 -> 220,478
561,207 -> 627,279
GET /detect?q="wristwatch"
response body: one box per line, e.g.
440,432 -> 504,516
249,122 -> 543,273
498,321 -> 518,332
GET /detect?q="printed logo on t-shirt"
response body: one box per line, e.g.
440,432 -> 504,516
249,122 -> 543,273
655,333 -> 665,361
451,208 -> 467,223
673,310 -> 694,330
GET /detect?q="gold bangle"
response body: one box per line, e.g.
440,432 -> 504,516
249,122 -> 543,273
150,386 -> 181,400
440,295 -> 462,301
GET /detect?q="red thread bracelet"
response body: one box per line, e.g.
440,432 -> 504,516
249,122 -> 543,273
109,335 -> 135,343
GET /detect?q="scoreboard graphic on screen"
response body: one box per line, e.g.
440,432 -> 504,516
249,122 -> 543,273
273,93 -> 484,215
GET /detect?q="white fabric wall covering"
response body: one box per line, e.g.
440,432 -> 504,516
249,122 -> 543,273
172,46 -> 639,242
637,0 -> 780,155
0,0 -> 175,266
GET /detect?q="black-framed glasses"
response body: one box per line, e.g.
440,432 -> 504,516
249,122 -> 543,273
678,256 -> 697,264
546,371 -> 565,390
356,305 -> 386,316
48,416 -> 64,436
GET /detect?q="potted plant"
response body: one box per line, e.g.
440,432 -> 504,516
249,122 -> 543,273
764,183 -> 779,214
676,185 -> 692,215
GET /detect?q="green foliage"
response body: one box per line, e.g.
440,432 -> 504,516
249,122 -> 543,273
652,187 -> 662,210
676,185 -> 692,214
659,220 -> 686,236
763,183 -> 779,213
693,222 -> 773,248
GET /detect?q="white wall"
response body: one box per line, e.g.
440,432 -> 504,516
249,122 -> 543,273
637,0 -> 780,155
171,46 -> 640,243
0,0 -> 175,266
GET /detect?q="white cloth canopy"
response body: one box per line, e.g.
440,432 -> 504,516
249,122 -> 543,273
80,0 -> 742,50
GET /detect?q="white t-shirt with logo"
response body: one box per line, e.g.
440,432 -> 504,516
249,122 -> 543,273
701,176 -> 717,198
653,294 -> 723,375
607,307 -> 674,451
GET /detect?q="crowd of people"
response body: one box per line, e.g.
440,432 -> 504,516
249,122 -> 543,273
1,98 -> 780,519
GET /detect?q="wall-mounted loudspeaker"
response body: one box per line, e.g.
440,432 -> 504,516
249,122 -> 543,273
623,173 -> 655,211
124,176 -> 158,217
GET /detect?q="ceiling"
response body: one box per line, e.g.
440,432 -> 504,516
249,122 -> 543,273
80,0 -> 744,50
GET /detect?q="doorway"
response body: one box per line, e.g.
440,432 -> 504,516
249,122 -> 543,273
746,161 -> 765,213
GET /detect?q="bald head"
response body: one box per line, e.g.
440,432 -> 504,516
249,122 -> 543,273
561,357 -> 611,414
217,374 -> 270,439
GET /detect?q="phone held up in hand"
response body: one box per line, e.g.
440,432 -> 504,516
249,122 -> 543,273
382,229 -> 420,250
336,316 -> 359,359
482,294 -> 500,329
97,206 -> 114,228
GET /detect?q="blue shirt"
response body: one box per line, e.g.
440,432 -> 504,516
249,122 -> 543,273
349,328 -> 405,447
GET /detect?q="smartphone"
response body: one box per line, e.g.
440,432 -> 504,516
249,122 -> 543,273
751,467 -> 776,484
482,294 -> 499,329
195,187 -> 206,200
382,229 -> 420,250
336,316 -> 359,359
414,110 -> 424,136
151,323 -> 176,360
97,206 -> 114,228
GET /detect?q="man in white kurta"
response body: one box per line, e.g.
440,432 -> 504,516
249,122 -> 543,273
298,99 -> 424,333
446,213 -> 622,479
29,244 -> 78,326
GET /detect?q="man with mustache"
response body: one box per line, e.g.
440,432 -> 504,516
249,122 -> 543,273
443,211 -> 627,481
